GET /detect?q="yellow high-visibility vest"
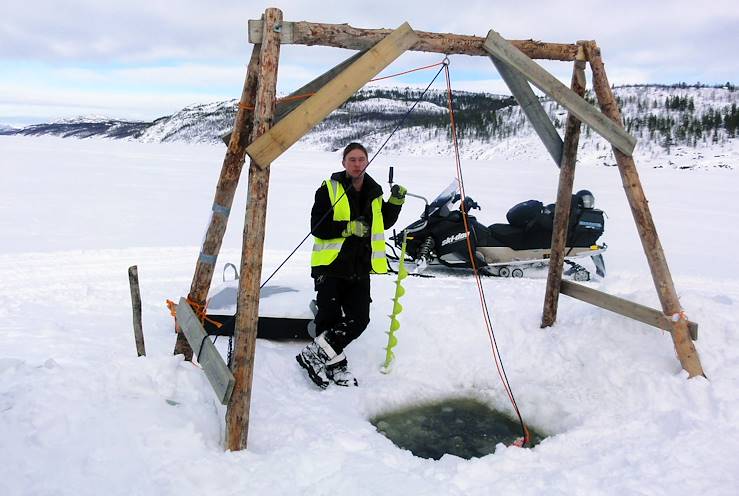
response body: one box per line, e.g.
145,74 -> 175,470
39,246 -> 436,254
311,179 -> 387,274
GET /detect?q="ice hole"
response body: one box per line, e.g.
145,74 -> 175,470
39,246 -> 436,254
370,398 -> 546,460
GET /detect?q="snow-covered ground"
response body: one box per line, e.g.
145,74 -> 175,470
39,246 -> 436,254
1,135 -> 738,495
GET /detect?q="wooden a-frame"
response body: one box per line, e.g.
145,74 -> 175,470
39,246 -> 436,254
173,7 -> 704,451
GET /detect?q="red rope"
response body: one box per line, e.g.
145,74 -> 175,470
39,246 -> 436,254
238,60 -> 447,110
443,64 -> 530,446
367,61 -> 446,82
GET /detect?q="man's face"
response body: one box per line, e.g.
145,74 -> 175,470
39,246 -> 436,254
342,149 -> 368,179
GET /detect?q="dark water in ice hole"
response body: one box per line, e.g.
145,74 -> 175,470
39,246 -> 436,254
370,398 -> 546,460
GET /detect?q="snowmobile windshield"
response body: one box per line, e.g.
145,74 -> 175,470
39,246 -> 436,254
427,179 -> 461,217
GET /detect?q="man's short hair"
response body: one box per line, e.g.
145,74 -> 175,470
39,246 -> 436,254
342,142 -> 368,160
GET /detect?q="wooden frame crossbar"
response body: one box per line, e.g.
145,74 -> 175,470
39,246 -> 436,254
559,281 -> 698,341
173,7 -> 705,451
247,20 -> 580,60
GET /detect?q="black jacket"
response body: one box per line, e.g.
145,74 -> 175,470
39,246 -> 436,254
311,171 -> 402,279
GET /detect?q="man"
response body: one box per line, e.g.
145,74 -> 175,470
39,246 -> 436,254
296,142 -> 406,388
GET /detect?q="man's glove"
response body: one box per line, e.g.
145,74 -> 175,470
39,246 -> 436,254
342,219 -> 370,238
389,184 -> 407,205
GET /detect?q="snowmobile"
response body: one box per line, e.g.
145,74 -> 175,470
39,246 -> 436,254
388,180 -> 607,281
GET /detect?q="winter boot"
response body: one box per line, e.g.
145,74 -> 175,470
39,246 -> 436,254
326,353 -> 358,387
296,333 -> 337,389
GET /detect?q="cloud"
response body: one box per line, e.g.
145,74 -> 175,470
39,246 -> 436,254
4,0 -> 736,67
1,0 -> 736,124
0,79 -> 228,122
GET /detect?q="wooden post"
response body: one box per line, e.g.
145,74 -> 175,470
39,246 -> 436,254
541,44 -> 587,328
225,7 -> 282,451
585,42 -> 705,378
490,55 -> 563,167
128,265 -> 146,357
173,42 -> 262,360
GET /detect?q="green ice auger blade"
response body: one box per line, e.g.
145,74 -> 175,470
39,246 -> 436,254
383,230 -> 409,372
394,282 -> 406,298
389,316 -> 400,332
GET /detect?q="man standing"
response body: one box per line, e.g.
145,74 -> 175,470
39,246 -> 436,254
297,142 -> 406,388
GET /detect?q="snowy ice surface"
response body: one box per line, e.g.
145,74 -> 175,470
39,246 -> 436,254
0,135 -> 738,495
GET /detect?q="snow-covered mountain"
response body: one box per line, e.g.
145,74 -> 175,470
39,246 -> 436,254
4,84 -> 737,168
11,117 -> 150,140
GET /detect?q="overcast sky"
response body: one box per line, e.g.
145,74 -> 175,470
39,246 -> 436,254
2,0 -> 737,126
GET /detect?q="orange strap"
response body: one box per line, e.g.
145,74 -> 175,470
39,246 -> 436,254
165,298 -> 223,329
237,60 -> 447,111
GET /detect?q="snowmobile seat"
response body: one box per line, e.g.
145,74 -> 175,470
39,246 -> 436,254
489,221 -> 557,250
488,223 -> 527,249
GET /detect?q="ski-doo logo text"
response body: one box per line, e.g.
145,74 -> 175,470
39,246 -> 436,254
441,232 -> 468,247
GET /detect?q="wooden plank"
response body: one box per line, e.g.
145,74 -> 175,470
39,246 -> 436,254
273,50 -> 366,123
128,265 -> 146,357
226,7 -> 283,452
176,298 -> 235,404
483,30 -> 636,156
490,55 -> 563,166
245,22 -> 418,168
560,280 -> 698,340
221,49 -> 366,144
248,20 -> 580,60
541,46 -> 587,328
586,42 -> 704,378
173,42 -> 262,361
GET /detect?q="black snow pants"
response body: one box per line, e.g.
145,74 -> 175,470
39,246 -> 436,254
314,275 -> 371,354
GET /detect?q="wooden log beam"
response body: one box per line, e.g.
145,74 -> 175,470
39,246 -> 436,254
248,20 -> 580,60
172,42 -> 262,360
490,55 -> 563,166
221,49 -> 366,144
585,42 -> 705,378
559,280 -> 698,341
483,30 -> 636,157
225,7 -> 283,452
175,298 -> 236,404
541,45 -> 587,328
128,265 -> 146,357
246,22 -> 419,168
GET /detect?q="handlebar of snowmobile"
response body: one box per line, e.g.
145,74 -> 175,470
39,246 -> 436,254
388,165 -> 429,218
401,192 -> 431,234
406,192 -> 429,219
